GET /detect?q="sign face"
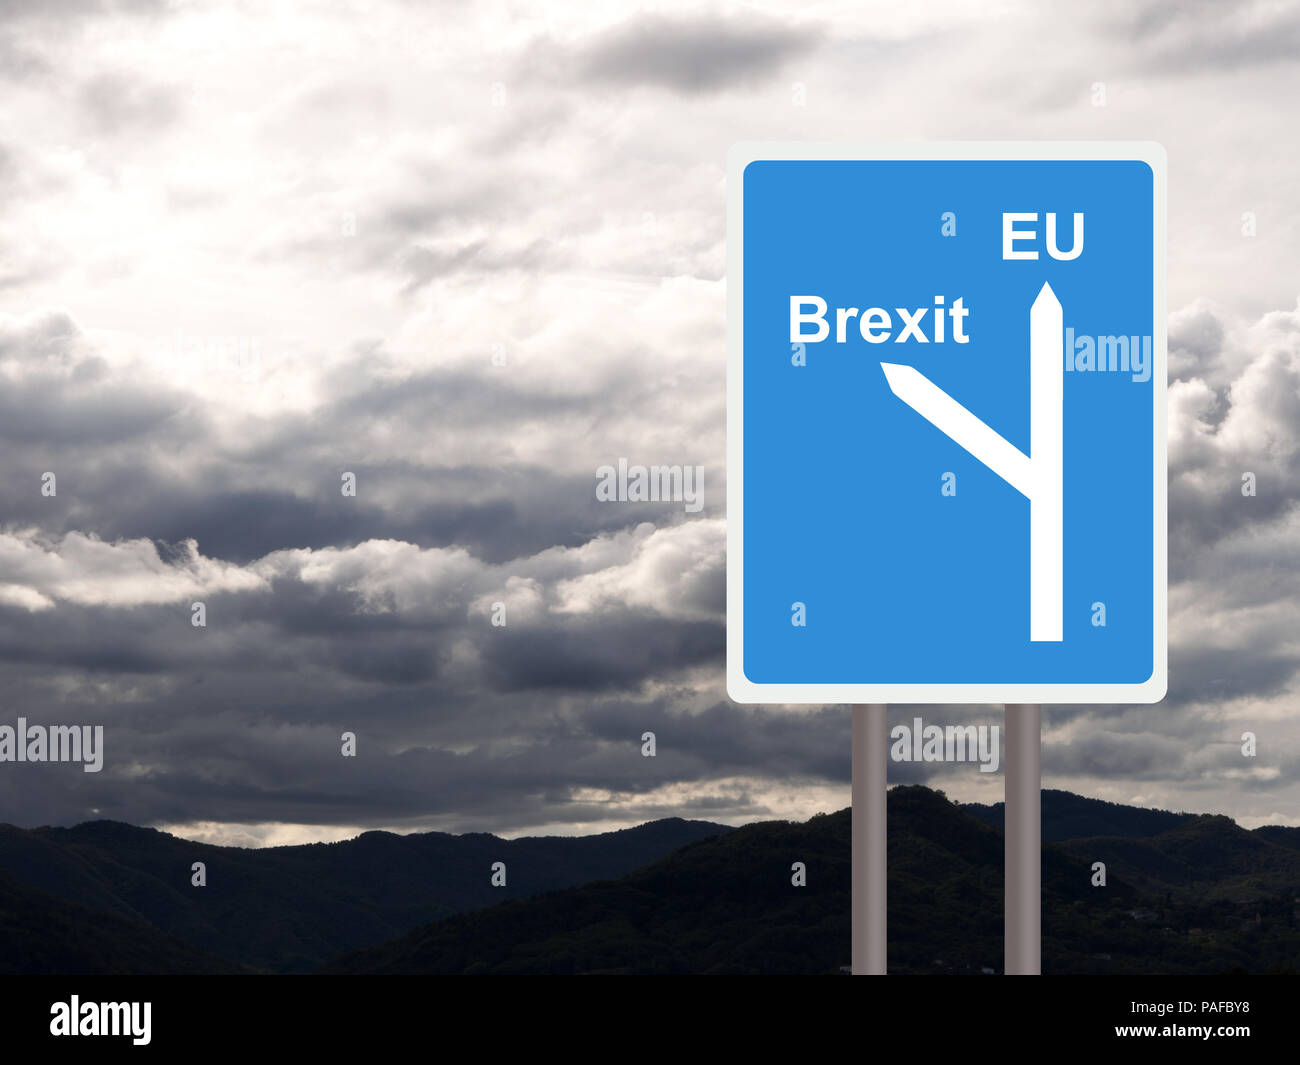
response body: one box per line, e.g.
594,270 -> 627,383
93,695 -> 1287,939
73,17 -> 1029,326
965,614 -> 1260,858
727,143 -> 1166,704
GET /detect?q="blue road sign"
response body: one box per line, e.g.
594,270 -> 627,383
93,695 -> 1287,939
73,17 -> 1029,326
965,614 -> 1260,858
727,144 -> 1166,704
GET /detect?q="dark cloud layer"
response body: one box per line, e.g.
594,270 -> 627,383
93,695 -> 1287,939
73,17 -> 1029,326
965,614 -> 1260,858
573,14 -> 823,93
1118,0 -> 1300,72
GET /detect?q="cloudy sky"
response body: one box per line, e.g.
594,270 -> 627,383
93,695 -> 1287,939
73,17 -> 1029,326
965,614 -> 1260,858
0,0 -> 1297,846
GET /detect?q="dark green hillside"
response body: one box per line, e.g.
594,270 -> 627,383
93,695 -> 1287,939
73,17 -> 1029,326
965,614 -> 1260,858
0,868 -> 237,975
0,816 -> 729,972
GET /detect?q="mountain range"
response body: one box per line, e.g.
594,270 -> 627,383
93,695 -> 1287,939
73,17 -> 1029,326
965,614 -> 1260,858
3,787 -> 1298,974
0,815 -> 727,972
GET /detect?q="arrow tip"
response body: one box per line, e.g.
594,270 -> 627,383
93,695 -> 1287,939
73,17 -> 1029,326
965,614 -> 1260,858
1033,281 -> 1060,308
880,361 -> 910,394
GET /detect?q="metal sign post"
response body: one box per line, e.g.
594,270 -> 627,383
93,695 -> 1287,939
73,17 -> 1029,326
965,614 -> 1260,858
1004,704 -> 1041,974
851,704 -> 887,975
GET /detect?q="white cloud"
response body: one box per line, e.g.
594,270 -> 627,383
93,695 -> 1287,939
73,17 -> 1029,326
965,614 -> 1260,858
555,519 -> 723,621
0,531 -> 265,609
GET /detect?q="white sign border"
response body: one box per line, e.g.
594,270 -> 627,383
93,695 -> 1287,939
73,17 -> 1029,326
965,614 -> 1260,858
726,141 -> 1168,705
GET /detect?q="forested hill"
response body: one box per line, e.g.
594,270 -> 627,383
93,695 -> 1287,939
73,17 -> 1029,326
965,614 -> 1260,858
325,787 -> 1300,975
0,815 -> 729,972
